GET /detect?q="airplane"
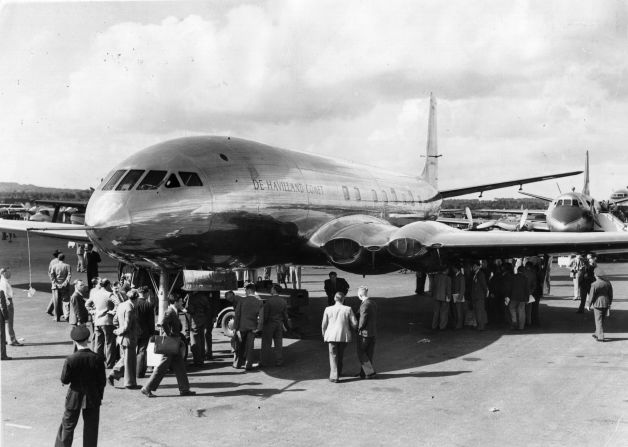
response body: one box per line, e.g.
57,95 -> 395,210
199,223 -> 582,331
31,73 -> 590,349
6,94 -> 628,322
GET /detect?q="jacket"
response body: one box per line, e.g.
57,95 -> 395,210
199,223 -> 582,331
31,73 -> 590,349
85,289 -> 117,326
0,289 -> 8,320
263,295 -> 289,326
50,261 -> 71,290
235,295 -> 264,332
135,298 -> 155,339
358,298 -> 377,338
452,273 -> 466,297
60,348 -> 106,409
161,305 -> 183,337
114,300 -> 138,345
324,277 -> 350,299
69,291 -> 89,325
587,279 -> 613,309
322,303 -> 357,343
431,273 -> 452,302
470,270 -> 488,301
186,292 -> 211,327
509,272 -> 530,303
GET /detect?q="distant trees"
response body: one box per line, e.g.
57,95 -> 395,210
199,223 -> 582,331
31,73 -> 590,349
442,198 -> 548,210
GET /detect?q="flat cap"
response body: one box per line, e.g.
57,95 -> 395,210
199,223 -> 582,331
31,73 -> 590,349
70,326 -> 90,342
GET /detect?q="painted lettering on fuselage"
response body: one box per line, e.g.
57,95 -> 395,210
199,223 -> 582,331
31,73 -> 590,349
252,178 -> 325,195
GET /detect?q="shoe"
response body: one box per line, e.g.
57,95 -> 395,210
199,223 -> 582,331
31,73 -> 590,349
141,387 -> 155,398
576,310 -> 583,314
125,385 -> 142,390
365,373 -> 376,380
597,339 -> 605,343
9,341 -> 23,346
329,378 -> 339,383
107,375 -> 116,386
180,390 -> 196,396
1,356 -> 11,360
592,334 -> 598,340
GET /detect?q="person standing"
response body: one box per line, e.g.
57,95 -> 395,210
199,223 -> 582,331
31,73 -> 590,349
324,272 -> 350,307
85,279 -> 117,369
185,291 -> 211,366
47,249 -> 62,316
322,292 -> 357,383
85,244 -> 101,290
51,253 -> 72,322
233,284 -> 264,370
430,268 -> 452,330
470,261 -> 488,331
578,255 -> 596,313
0,285 -> 11,360
570,254 -> 584,302
135,287 -> 155,378
68,280 -> 90,354
261,285 -> 291,367
586,269 -> 613,342
356,286 -> 377,379
141,294 -> 196,397
289,265 -> 302,289
75,243 -> 85,273
508,266 -> 530,330
451,265 -> 466,329
54,326 -> 106,447
108,289 -> 139,389
1,267 -> 23,346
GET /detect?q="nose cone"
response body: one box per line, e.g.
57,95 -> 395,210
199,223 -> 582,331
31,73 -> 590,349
548,206 -> 593,232
85,192 -> 131,245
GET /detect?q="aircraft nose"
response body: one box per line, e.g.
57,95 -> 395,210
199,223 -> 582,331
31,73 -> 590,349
85,192 -> 131,245
551,206 -> 584,225
548,206 -> 592,231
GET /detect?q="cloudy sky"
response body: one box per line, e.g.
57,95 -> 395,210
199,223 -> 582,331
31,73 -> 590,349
1,0 -> 628,198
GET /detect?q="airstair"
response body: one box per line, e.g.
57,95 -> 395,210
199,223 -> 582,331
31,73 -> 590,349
594,212 -> 628,232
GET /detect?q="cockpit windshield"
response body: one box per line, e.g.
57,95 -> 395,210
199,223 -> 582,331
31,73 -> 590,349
137,170 -> 167,190
101,170 -> 127,191
116,170 -> 145,191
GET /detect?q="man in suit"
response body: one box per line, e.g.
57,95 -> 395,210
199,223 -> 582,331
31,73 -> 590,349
46,249 -> 62,316
185,291 -> 211,366
507,265 -> 529,330
324,272 -> 350,307
50,253 -> 72,322
356,286 -> 377,379
69,281 -> 89,353
141,294 -> 196,397
322,292 -> 357,383
586,268 -> 613,342
135,286 -> 155,378
85,279 -> 118,369
108,289 -> 139,389
233,283 -> 264,370
85,244 -> 101,290
0,285 -> 11,360
261,285 -> 291,367
470,262 -> 488,331
55,326 -> 106,447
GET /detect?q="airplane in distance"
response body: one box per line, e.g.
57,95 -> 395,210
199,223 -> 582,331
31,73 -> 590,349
6,94 -> 628,320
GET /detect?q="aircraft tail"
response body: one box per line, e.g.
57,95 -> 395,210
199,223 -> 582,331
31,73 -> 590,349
420,93 -> 439,189
582,150 -> 590,196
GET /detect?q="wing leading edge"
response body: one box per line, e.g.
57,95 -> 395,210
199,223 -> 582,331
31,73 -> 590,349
0,219 -> 91,242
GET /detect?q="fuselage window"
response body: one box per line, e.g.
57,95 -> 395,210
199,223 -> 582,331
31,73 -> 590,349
390,188 -> 398,202
101,169 -> 127,191
164,173 -> 181,189
342,186 -> 350,200
381,190 -> 388,202
557,199 -> 563,206
407,191 -> 414,204
354,187 -> 361,201
401,192 -> 408,204
371,189 -> 378,202
116,170 -> 145,191
179,172 -> 203,187
137,170 -> 167,190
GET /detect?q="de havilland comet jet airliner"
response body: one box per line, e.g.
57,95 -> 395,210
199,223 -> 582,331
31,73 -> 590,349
5,95 -> 628,318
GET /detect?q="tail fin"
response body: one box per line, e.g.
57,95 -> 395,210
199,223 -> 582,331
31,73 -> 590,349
421,93 -> 439,189
582,150 -> 590,196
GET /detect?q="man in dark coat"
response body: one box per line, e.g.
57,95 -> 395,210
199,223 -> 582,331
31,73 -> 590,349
135,287 -> 155,378
185,291 -> 211,366
0,287 -> 10,360
85,244 -> 101,290
586,268 -> 613,342
55,326 -> 106,447
324,272 -> 350,307
356,285 -> 377,379
233,284 -> 264,370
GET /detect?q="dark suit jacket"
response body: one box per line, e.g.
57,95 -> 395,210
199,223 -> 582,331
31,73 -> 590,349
136,298 -> 155,339
69,291 -> 89,325
358,298 -> 377,338
587,279 -> 613,309
324,278 -> 350,299
60,348 -> 106,409
161,306 -> 183,337
234,295 -> 264,332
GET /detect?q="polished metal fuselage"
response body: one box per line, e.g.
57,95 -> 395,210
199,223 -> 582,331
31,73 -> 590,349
545,192 -> 596,232
85,136 -> 441,269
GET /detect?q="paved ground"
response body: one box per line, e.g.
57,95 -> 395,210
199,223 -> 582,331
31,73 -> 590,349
2,235 -> 628,446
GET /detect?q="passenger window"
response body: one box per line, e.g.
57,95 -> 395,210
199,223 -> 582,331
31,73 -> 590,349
371,189 -> 378,202
164,173 -> 181,189
101,169 -> 127,191
381,190 -> 388,202
390,188 -> 398,202
179,172 -> 203,187
116,170 -> 145,191
137,170 -> 167,190
407,191 -> 414,204
354,187 -> 361,201
342,186 -> 350,200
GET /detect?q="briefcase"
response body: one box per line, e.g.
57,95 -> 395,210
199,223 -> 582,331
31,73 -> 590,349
153,335 -> 180,356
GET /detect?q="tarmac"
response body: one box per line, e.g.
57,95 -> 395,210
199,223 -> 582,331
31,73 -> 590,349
2,234 -> 628,446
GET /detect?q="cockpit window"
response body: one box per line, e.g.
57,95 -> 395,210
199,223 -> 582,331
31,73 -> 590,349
102,170 -> 127,191
164,173 -> 181,189
137,170 -> 167,190
115,170 -> 145,191
179,172 -> 203,187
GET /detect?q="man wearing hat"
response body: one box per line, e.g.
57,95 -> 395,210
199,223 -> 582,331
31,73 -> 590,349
586,268 -> 613,342
55,326 -> 106,447
46,249 -> 62,317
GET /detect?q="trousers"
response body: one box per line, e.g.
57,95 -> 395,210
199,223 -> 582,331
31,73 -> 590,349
93,325 -> 116,369
189,322 -> 207,365
111,339 -> 138,387
509,301 -> 526,330
593,307 -> 607,340
472,297 -> 487,330
261,321 -> 284,366
144,351 -> 190,393
6,300 -> 17,342
431,300 -> 449,329
55,406 -> 100,447
327,342 -> 346,380
356,336 -> 375,377
233,330 -> 256,368
136,336 -> 150,378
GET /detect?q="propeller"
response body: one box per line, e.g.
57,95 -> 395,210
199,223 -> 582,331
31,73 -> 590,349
517,209 -> 529,231
464,207 -> 473,230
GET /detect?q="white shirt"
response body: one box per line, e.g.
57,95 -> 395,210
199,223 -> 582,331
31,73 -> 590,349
0,277 -> 13,300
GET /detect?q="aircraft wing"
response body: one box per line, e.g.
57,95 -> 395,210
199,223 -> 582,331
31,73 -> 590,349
518,191 -> 554,202
0,218 -> 91,242
438,171 -> 580,199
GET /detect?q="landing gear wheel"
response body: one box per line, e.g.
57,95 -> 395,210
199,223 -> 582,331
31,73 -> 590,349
221,311 -> 235,338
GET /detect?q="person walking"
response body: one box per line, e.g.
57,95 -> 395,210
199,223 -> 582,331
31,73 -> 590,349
324,272 -> 350,307
135,287 -> 155,378
185,290 -> 211,366
85,279 -> 118,369
233,284 -> 264,370
586,269 -> 613,342
321,292 -> 357,383
356,286 -> 377,379
141,294 -> 196,397
108,289 -> 139,389
47,249 -> 62,316
76,243 -> 85,273
1,267 -> 23,346
50,254 -> 72,322
54,326 -> 106,447
261,285 -> 291,367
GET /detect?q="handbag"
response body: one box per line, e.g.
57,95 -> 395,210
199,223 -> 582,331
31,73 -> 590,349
153,335 -> 180,356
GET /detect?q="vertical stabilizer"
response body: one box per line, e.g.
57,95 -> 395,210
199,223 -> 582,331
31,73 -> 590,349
582,150 -> 590,196
421,93 -> 439,189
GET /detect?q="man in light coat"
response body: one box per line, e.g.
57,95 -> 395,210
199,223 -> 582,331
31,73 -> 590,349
50,253 -> 72,322
108,289 -> 139,388
85,279 -> 118,369
356,286 -> 377,379
321,292 -> 357,383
